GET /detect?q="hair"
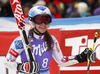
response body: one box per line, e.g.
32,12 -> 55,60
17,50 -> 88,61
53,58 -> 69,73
29,28 -> 53,51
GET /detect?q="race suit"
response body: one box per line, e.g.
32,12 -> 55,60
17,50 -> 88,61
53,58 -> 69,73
6,33 -> 67,74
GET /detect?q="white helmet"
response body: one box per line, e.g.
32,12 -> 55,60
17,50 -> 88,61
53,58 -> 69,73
29,6 -> 51,17
28,6 -> 51,27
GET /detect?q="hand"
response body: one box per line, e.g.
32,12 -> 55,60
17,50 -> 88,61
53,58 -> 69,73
75,48 -> 96,63
89,49 -> 96,62
17,61 -> 40,73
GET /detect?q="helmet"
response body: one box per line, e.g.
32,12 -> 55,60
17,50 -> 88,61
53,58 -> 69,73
28,6 -> 51,27
29,6 -> 51,17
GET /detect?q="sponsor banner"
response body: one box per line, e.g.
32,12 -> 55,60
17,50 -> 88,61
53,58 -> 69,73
59,29 -> 100,74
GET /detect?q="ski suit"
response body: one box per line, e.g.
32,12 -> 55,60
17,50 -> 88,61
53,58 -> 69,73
6,33 -> 66,74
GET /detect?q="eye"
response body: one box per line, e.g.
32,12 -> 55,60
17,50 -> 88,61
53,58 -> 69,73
35,16 -> 42,23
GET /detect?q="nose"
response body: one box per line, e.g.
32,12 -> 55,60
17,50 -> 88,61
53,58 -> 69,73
41,22 -> 46,25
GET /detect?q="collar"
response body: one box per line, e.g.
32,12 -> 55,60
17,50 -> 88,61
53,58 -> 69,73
34,32 -> 44,40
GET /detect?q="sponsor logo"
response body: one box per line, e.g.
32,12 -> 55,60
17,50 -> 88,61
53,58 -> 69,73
9,48 -> 19,58
11,0 -> 25,29
55,42 -> 60,53
15,40 -> 23,49
32,42 -> 47,56
38,6 -> 46,11
25,62 -> 30,72
62,35 -> 100,71
12,0 -> 19,4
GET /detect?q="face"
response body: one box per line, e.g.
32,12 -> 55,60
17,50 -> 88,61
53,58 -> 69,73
35,23 -> 50,34
32,14 -> 51,34
47,4 -> 57,14
23,7 -> 30,16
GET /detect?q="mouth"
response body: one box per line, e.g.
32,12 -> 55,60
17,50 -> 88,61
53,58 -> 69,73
40,27 -> 45,29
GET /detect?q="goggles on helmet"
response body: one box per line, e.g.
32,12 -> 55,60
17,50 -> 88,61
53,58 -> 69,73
29,14 -> 52,25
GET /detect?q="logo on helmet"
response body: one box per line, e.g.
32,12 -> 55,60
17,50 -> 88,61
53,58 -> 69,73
37,6 -> 46,11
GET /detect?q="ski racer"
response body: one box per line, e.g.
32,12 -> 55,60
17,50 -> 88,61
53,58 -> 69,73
4,6 -> 96,74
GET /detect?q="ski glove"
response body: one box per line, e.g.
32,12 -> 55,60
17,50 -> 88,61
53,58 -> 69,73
17,61 -> 40,74
75,48 -> 96,63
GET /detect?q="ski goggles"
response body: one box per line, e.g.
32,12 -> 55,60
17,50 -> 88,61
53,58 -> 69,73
29,14 -> 52,25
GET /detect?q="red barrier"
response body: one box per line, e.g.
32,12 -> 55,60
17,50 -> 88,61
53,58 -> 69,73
0,31 -> 20,55
59,29 -> 100,74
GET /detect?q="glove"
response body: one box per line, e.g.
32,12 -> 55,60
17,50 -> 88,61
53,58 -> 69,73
89,49 -> 96,63
17,61 -> 40,73
75,48 -> 96,63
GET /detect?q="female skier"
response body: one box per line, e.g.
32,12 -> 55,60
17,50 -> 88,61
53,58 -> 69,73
4,6 -> 95,74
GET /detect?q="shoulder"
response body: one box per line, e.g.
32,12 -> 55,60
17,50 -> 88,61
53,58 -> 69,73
13,36 -> 23,44
12,36 -> 23,44
11,36 -> 23,49
51,35 -> 58,42
9,36 -> 24,55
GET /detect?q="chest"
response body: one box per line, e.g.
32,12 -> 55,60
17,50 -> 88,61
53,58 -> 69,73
30,37 -> 52,57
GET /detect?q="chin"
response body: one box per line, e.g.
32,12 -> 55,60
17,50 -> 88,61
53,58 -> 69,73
41,31 -> 46,33
40,30 -> 46,33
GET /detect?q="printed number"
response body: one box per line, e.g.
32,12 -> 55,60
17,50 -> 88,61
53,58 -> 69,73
42,58 -> 48,68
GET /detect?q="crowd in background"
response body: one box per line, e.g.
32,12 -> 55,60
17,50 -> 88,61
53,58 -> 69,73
0,0 -> 100,19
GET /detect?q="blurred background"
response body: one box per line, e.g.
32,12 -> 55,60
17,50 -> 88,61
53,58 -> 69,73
0,0 -> 100,18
